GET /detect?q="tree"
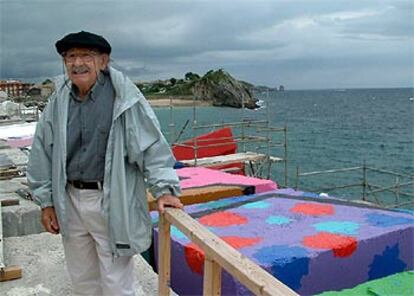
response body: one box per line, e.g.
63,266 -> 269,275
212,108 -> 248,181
185,72 -> 200,81
42,79 -> 53,85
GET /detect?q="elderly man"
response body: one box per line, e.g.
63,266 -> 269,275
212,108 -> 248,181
27,31 -> 183,296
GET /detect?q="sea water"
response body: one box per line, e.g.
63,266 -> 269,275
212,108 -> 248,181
154,88 -> 414,206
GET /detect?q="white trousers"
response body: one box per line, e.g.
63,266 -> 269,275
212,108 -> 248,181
63,184 -> 136,296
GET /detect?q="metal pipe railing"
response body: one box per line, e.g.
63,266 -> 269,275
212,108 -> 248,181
294,163 -> 413,208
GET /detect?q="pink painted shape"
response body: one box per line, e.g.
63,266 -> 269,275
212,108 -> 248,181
6,136 -> 33,148
178,167 -> 277,193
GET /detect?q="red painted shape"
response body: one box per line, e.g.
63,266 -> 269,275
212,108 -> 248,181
290,202 -> 335,216
221,236 -> 262,249
185,236 -> 262,274
184,243 -> 204,274
199,211 -> 248,227
172,127 -> 244,174
172,127 -> 237,161
303,232 -> 358,257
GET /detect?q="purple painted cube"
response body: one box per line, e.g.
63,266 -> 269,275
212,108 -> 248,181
154,190 -> 414,295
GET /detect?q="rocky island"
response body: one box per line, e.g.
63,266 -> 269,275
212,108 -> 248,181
137,69 -> 259,109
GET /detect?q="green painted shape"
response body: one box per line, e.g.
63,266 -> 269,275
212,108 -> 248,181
316,271 -> 414,296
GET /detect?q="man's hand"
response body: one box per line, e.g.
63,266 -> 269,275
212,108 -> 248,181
41,206 -> 60,234
157,194 -> 183,214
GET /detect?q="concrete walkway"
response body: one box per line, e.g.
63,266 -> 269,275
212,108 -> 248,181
3,233 -> 174,296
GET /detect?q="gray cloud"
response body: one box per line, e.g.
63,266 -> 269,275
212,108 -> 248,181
1,0 -> 412,89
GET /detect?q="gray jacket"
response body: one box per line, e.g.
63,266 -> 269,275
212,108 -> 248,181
27,67 -> 181,256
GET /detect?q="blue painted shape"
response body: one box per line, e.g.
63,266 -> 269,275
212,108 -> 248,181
312,221 -> 360,235
366,213 -> 414,227
242,201 -> 270,209
253,245 -> 309,290
206,226 -> 218,233
396,209 -> 414,215
151,215 -> 159,224
266,215 -> 293,225
170,226 -> 188,241
368,244 -> 407,280
254,245 -> 309,264
195,198 -> 235,210
301,191 -> 321,198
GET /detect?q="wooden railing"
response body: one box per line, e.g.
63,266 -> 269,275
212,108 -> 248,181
147,185 -> 251,212
158,208 -> 298,296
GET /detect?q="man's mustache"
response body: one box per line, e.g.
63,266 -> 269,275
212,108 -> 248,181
71,65 -> 90,74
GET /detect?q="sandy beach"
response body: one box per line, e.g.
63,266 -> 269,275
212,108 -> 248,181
147,96 -> 212,107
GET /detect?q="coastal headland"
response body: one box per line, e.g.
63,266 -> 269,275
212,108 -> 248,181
138,69 -> 259,109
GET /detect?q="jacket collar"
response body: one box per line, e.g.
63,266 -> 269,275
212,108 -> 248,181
108,66 -> 143,120
54,66 -> 144,120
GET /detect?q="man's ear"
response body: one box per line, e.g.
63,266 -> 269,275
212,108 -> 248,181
100,54 -> 110,70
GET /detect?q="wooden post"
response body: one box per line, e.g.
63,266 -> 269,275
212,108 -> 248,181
203,256 -> 222,296
158,213 -> 171,296
164,208 -> 298,296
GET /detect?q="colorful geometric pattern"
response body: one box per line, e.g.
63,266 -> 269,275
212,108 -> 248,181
154,189 -> 414,295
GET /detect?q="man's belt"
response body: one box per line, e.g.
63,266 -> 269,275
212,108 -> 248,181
68,180 -> 103,190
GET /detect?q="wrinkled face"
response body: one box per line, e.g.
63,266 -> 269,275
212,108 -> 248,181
63,47 -> 109,94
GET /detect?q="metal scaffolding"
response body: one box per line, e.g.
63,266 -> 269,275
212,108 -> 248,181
164,94 -> 413,210
295,163 -> 414,209
166,93 -> 289,186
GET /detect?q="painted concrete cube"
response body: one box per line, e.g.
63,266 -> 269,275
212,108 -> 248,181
154,190 -> 414,295
177,167 -> 278,193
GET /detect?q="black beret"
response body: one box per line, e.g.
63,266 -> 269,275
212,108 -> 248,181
55,31 -> 111,55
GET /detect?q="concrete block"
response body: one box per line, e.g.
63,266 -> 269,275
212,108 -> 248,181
154,190 -> 414,295
1,192 -> 43,237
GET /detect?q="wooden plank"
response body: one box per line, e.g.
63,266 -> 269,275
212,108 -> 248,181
158,214 -> 171,296
147,185 -> 249,211
180,152 -> 283,167
0,167 -> 21,180
178,186 -> 246,206
164,208 -> 298,296
1,199 -> 20,207
203,256 -> 222,296
0,266 -> 22,282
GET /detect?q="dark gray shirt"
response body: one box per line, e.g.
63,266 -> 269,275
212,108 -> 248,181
66,71 -> 115,182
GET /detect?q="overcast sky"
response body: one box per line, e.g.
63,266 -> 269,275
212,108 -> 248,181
1,0 -> 413,89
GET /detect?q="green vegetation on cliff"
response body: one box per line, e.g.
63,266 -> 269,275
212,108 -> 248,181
136,71 -> 200,96
136,69 -> 258,109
